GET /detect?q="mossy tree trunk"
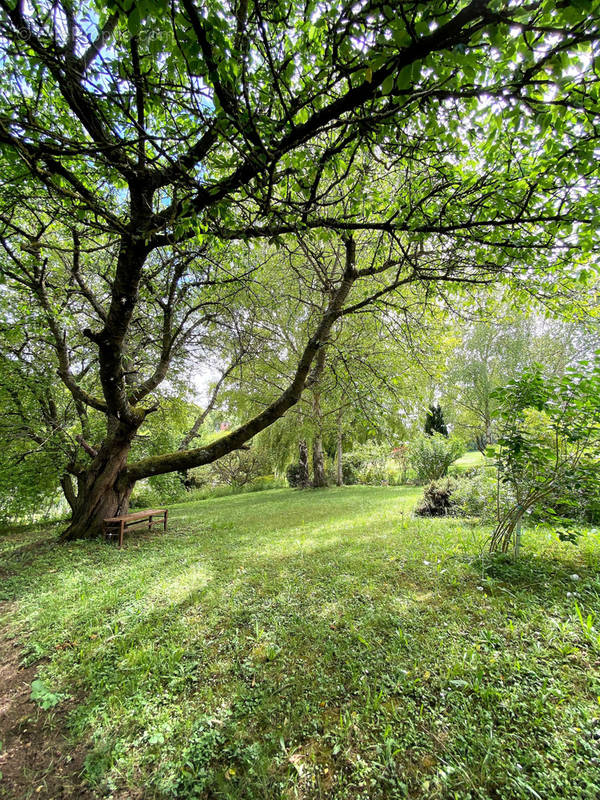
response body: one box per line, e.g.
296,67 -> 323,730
312,436 -> 327,488
60,420 -> 139,540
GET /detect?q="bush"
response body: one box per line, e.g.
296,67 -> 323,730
342,442 -> 400,486
390,444 -> 410,484
132,459 -> 281,508
206,449 -> 271,487
358,459 -> 389,485
286,463 -> 302,488
342,460 -> 359,485
449,470 -> 500,520
414,469 -> 516,520
529,460 -> 600,525
131,473 -> 187,508
247,475 -> 285,493
185,475 -> 286,502
409,434 -> 465,484
489,363 -> 600,552
130,484 -> 163,509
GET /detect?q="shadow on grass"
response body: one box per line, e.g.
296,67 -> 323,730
2,512 -> 595,656
2,489 -> 599,799
1,497 -> 596,622
474,549 -> 600,599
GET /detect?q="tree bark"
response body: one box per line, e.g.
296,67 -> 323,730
59,420 -> 138,540
298,439 -> 310,488
336,409 -> 343,487
59,474 -> 77,512
312,435 -> 327,488
311,392 -> 327,488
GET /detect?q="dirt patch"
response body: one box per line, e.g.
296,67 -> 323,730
0,605 -> 97,800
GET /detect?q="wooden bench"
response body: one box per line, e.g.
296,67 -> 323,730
103,508 -> 168,548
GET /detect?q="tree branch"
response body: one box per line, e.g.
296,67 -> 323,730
123,238 -> 358,482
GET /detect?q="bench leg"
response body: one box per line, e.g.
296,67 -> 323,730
163,509 -> 168,533
148,514 -> 153,531
119,520 -> 124,549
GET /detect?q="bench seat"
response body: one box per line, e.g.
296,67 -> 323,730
103,508 -> 168,548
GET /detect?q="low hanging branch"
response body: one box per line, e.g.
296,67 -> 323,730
124,237 -> 358,483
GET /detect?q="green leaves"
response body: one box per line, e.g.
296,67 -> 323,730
491,360 -> 600,546
381,74 -> 395,95
127,5 -> 141,35
30,678 -> 63,710
410,434 -> 465,484
396,63 -> 416,90
0,0 -> 599,524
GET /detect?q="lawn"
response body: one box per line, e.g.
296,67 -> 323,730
1,486 -> 600,799
452,451 -> 486,469
448,450 -> 489,477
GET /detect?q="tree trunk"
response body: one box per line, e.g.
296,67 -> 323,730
59,474 -> 77,512
336,410 -> 343,486
60,421 -> 137,541
312,435 -> 327,488
311,391 -> 327,488
56,240 -> 359,540
298,439 -> 310,488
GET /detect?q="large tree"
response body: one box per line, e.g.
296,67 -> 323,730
0,0 -> 598,538
222,236 -> 447,485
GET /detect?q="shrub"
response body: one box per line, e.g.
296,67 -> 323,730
130,483 -> 162,509
415,469 -> 513,521
449,470 -> 501,520
247,475 -> 285,493
489,362 -> 600,553
206,449 -> 270,487
132,459 -> 280,507
341,460 -> 359,485
409,434 -> 465,484
286,463 -> 302,488
185,475 -> 285,502
131,472 -> 188,508
342,442 -> 397,486
529,460 -> 600,525
358,459 -> 389,485
390,444 -> 410,484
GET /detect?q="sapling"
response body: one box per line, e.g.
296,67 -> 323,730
489,362 -> 600,554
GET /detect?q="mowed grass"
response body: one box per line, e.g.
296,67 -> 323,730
448,451 -> 490,477
452,451 -> 486,469
1,486 -> 600,799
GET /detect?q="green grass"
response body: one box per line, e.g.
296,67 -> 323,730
1,486 -> 600,799
448,450 -> 490,478
453,451 -> 486,468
